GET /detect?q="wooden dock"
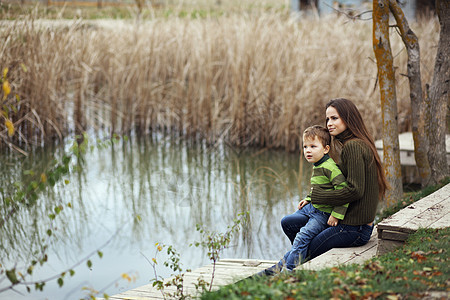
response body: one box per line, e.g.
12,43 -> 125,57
377,183 -> 450,255
109,183 -> 449,299
108,259 -> 277,299
109,235 -> 380,300
375,132 -> 450,166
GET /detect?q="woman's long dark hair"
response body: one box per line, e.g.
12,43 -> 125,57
326,98 -> 388,199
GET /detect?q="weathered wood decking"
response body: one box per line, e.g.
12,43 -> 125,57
109,234 -> 379,299
108,259 -> 278,299
110,183 -> 449,299
299,231 -> 378,271
377,183 -> 450,255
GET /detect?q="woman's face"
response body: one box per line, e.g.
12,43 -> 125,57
326,106 -> 347,136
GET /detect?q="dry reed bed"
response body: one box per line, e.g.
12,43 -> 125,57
0,15 -> 439,150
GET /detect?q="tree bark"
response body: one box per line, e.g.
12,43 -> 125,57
389,0 -> 431,187
373,0 -> 403,206
428,0 -> 450,184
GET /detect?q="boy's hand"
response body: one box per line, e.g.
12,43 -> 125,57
327,215 -> 339,226
298,200 -> 309,210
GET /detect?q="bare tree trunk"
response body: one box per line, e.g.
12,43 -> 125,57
389,0 -> 431,187
373,0 -> 403,206
428,0 -> 450,184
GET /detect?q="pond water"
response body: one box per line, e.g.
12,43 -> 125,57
0,135 -> 311,299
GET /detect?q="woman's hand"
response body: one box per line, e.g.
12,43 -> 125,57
327,215 -> 339,226
298,200 -> 309,210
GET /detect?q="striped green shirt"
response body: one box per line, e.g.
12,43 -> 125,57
305,154 -> 348,220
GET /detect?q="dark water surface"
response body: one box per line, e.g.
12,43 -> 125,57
0,135 -> 310,299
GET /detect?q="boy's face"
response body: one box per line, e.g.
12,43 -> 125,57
303,136 -> 330,164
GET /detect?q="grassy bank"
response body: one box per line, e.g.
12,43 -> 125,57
0,12 -> 439,150
201,227 -> 449,299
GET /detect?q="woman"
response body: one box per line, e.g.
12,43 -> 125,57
282,97 -> 388,262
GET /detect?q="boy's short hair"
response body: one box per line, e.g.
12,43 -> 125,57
303,125 -> 331,147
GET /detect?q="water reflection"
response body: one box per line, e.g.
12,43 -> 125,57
0,135 -> 311,299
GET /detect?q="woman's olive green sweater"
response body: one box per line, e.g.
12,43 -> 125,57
310,130 -> 380,225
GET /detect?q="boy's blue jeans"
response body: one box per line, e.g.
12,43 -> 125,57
279,203 -> 330,270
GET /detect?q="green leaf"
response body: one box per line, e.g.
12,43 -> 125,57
97,251 -> 103,258
15,191 -> 24,202
69,269 -> 75,276
24,170 -> 34,176
35,282 -> 45,291
13,181 -> 22,188
57,278 -> 63,287
46,229 -> 52,236
29,192 -> 38,204
48,177 -> 56,187
62,155 -> 71,165
28,181 -> 38,191
87,260 -> 92,268
6,269 -> 19,284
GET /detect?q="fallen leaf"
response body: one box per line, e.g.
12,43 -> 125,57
411,251 -> 427,262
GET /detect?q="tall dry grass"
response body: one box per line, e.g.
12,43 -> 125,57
0,13 -> 439,150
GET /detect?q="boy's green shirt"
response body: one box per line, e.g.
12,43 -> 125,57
305,154 -> 348,220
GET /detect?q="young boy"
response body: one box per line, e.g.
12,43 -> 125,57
262,125 -> 348,275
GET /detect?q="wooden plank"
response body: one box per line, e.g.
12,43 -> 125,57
378,190 -> 448,230
109,289 -> 165,300
401,197 -> 450,231
218,258 -> 278,265
376,184 -> 450,256
378,196 -> 450,234
299,230 -> 378,271
429,214 -> 450,229
377,184 -> 450,231
379,229 -> 411,241
189,265 -> 266,275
